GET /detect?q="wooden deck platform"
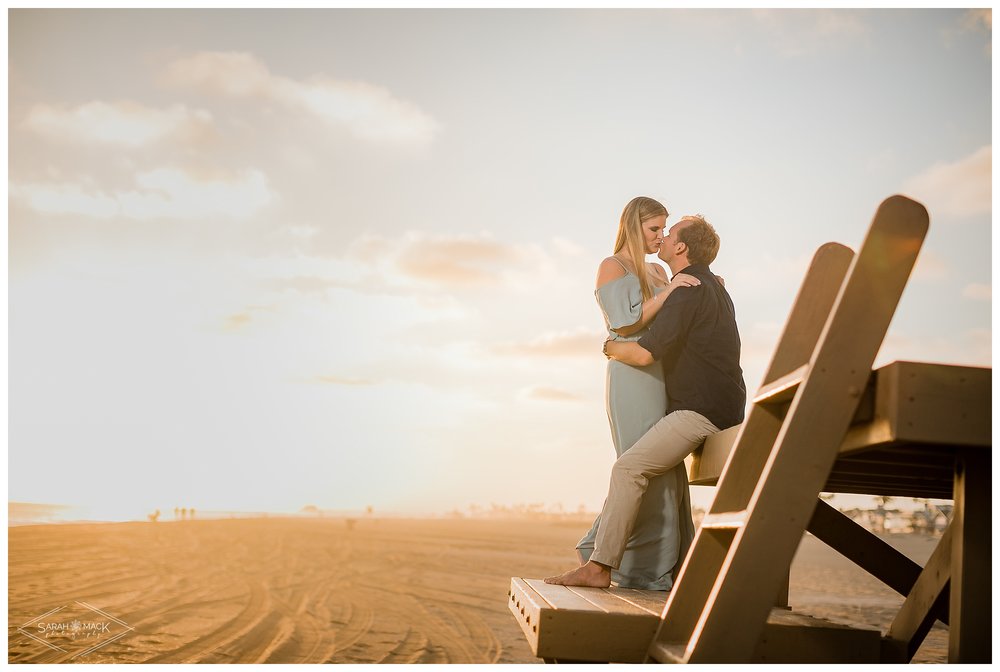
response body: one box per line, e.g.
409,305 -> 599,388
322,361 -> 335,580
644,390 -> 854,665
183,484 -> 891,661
508,578 -> 881,663
686,360 -> 990,499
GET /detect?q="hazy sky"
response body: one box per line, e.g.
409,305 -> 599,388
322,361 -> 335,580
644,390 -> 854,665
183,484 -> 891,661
8,9 -> 992,519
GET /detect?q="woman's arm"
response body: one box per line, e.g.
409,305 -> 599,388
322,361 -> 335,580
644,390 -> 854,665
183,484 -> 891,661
613,272 -> 701,337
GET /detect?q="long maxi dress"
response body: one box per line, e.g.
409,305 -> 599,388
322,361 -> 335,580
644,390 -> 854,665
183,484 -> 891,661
576,262 -> 696,590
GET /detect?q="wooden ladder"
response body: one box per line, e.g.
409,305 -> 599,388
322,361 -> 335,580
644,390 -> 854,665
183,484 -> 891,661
648,195 -> 929,663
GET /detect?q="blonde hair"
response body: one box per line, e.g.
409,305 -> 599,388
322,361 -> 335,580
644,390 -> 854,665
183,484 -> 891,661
614,196 -> 668,300
676,214 -> 720,265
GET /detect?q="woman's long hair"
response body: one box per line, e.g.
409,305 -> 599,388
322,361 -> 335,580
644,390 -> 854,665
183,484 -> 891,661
614,196 -> 668,301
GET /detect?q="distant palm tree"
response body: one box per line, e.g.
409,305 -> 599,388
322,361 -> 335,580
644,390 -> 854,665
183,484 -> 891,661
873,496 -> 892,533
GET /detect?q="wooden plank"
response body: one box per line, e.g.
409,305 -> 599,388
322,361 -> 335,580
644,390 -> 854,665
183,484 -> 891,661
824,470 -> 951,488
648,641 -> 687,663
603,587 -> 668,616
510,578 -> 662,663
687,425 -> 740,486
775,568 -> 790,609
649,525 -> 735,654
806,498 -> 925,597
888,362 -> 991,448
750,609 -> 881,663
700,510 -> 748,529
682,195 -> 928,663
708,243 -> 855,512
535,609 -> 659,663
565,586 -> 652,615
509,578 -> 549,654
820,478 -> 953,500
823,471 -> 953,494
517,591 -> 882,664
948,449 -> 991,663
654,608 -> 882,664
511,577 -> 549,611
758,242 -> 855,387
830,458 -> 953,478
704,407 -> 784,513
885,524 -> 953,662
753,364 -> 808,405
838,417 -> 896,454
835,446 -> 957,466
522,579 -> 603,612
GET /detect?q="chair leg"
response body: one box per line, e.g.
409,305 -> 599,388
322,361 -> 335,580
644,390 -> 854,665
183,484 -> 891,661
948,449 -> 990,663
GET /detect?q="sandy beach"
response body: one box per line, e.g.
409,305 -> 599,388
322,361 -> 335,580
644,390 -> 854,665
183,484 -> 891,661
8,517 -> 947,663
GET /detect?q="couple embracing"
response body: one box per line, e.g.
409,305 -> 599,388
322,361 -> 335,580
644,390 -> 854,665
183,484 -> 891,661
546,197 -> 746,590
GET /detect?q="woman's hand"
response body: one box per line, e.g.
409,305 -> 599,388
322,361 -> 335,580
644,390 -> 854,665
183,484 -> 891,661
669,273 -> 701,289
653,272 -> 700,308
715,274 -> 726,287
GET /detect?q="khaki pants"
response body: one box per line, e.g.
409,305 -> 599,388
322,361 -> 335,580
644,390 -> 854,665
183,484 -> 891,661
591,410 -> 719,570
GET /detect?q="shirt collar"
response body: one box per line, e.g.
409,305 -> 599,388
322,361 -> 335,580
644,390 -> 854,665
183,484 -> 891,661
677,263 -> 711,276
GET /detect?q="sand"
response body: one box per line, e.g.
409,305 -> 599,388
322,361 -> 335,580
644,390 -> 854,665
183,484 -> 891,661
8,517 -> 947,663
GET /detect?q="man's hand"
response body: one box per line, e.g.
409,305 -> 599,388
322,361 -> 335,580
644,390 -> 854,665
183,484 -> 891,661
604,339 -> 654,366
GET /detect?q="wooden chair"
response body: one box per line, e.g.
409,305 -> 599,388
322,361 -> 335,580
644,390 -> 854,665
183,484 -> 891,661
508,195 -> 991,663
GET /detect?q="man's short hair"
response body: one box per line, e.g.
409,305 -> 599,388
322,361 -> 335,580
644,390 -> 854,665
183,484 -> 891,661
677,215 -> 720,265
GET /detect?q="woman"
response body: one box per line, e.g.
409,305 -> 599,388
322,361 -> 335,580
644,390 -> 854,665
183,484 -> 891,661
575,196 -> 699,590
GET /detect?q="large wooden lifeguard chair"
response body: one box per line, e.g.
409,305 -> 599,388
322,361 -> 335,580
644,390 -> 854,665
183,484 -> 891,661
508,195 -> 991,663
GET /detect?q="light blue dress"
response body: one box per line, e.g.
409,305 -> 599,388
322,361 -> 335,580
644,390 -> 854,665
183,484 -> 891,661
576,264 -> 696,590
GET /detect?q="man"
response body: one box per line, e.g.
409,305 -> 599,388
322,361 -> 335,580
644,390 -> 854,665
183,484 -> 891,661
545,215 -> 746,588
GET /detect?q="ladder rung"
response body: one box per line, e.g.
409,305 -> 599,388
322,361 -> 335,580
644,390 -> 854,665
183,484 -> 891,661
648,641 -> 687,663
700,510 -> 748,530
753,364 -> 809,405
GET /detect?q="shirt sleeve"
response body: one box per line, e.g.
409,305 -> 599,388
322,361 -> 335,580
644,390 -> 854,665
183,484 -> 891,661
594,277 -> 643,331
637,286 -> 699,361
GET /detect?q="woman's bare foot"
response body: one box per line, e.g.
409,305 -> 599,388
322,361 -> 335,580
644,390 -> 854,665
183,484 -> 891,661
543,561 -> 611,587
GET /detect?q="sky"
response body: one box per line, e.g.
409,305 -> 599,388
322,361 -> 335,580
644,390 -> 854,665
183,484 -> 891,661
7,8 -> 992,520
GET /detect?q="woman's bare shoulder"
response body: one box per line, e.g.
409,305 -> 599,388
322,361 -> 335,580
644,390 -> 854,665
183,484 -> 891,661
596,257 -> 628,289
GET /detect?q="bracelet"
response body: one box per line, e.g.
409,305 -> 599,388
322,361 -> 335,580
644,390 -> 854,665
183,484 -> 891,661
603,339 -> 611,358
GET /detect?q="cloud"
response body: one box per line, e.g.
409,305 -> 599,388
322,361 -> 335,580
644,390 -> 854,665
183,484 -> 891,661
267,276 -> 352,295
550,236 -> 586,257
519,386 -> 583,402
287,224 -> 320,240
751,9 -> 869,57
396,235 -> 523,284
348,231 -> 523,286
494,327 -> 604,358
23,101 -> 213,147
961,8 -> 993,58
946,9 -> 991,57
962,283 -> 991,301
11,167 -> 276,220
961,8 -> 991,32
901,145 -> 991,219
164,51 -> 440,146
223,304 -> 275,331
224,312 -> 253,330
315,375 -> 376,386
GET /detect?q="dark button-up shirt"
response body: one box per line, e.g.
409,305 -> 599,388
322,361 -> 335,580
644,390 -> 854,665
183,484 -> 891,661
637,263 -> 746,429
